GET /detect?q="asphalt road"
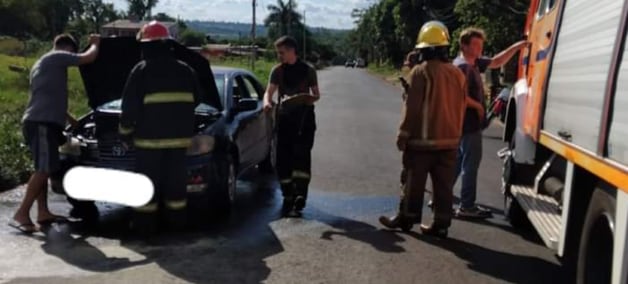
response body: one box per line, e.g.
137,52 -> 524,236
0,66 -> 564,284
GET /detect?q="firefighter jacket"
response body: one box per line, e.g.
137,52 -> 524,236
119,55 -> 201,149
398,59 -> 467,151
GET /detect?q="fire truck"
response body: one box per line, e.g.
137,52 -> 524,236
501,0 -> 628,283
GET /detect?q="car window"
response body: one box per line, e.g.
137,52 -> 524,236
536,0 -> 549,18
233,75 -> 252,100
195,74 -> 225,114
243,76 -> 261,100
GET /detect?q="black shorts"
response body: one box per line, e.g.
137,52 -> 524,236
22,121 -> 64,173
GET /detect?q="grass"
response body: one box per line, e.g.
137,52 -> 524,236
213,57 -> 276,84
0,51 -> 90,190
367,63 -> 405,86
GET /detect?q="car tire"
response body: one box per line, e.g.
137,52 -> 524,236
212,155 -> 237,216
576,187 -> 615,284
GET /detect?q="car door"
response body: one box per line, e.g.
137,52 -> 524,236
231,74 -> 263,169
241,74 -> 271,164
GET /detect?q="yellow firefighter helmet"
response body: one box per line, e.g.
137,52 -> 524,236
415,21 -> 450,49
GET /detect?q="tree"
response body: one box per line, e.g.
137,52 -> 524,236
82,0 -> 120,32
38,0 -> 82,39
0,0 -> 47,39
153,12 -> 175,22
126,0 -> 158,20
179,29 -> 207,47
264,0 -> 301,39
451,0 -> 529,56
349,0 -> 459,67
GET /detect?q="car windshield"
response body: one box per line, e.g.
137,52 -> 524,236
195,74 -> 225,114
97,74 -> 226,113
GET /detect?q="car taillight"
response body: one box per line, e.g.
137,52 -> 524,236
188,175 -> 203,184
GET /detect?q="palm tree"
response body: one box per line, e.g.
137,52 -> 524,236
264,0 -> 302,38
126,0 -> 158,20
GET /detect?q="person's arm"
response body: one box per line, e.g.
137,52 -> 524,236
263,84 -> 278,112
397,67 -> 425,151
77,34 -> 101,65
456,63 -> 486,120
308,67 -> 320,101
263,66 -> 281,112
488,40 -> 529,69
466,95 -> 485,121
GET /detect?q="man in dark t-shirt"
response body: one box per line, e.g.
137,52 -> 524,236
453,27 -> 528,219
263,36 -> 320,217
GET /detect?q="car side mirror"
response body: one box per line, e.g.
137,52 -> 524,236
235,98 -> 258,112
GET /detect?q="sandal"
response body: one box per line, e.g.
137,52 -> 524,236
8,220 -> 38,234
37,216 -> 69,226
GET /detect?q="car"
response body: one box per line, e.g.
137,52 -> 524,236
345,60 -> 356,68
355,58 -> 366,68
50,37 -> 275,216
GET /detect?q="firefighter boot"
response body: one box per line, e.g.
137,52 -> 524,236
293,179 -> 309,212
280,182 -> 295,216
379,215 -> 413,232
419,224 -> 448,239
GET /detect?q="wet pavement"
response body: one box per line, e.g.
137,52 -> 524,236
0,67 -> 564,283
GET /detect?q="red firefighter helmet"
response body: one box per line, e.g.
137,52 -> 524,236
138,21 -> 171,42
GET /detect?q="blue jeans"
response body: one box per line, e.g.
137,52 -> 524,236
455,131 -> 483,209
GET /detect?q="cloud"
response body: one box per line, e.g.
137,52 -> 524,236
104,0 -> 372,29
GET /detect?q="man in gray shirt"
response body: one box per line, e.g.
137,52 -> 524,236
9,34 -> 100,234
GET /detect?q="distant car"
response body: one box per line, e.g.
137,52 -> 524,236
355,58 -> 366,68
50,37 -> 275,216
345,60 -> 356,68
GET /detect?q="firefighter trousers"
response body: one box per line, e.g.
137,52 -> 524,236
398,149 -> 457,227
276,106 -> 316,202
133,148 -> 188,232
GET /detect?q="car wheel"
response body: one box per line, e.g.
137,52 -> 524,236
213,155 -> 236,215
576,187 -> 615,284
504,190 -> 530,229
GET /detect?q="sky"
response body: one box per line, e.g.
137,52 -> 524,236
103,0 -> 377,30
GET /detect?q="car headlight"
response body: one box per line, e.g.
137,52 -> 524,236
186,135 -> 215,156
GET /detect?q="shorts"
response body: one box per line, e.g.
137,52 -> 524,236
22,121 -> 64,173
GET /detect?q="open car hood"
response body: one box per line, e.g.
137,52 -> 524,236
79,37 -> 222,110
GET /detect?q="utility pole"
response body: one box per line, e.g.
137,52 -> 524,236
251,0 -> 256,71
303,10 -> 306,61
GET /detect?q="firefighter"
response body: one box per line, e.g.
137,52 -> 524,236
119,21 -> 201,234
262,36 -> 321,217
379,21 -> 483,237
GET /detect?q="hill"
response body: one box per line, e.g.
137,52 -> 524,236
185,20 -> 349,39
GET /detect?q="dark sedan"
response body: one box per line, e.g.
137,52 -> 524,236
50,38 -> 275,216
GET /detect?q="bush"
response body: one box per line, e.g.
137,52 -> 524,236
0,105 -> 32,190
0,53 -> 87,190
179,30 -> 207,47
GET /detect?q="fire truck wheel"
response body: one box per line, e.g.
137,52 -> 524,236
576,187 -> 615,284
504,192 -> 529,229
